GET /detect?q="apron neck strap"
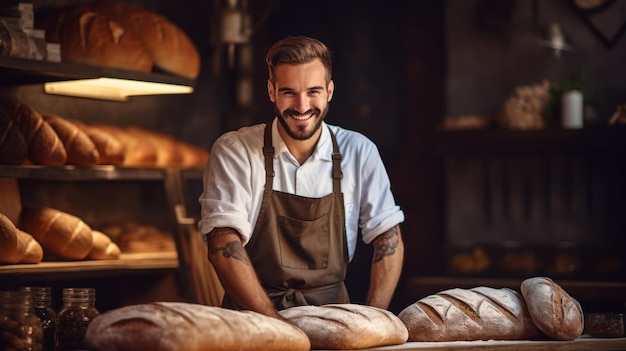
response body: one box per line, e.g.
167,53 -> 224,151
263,120 -> 342,194
263,122 -> 275,195
328,128 -> 342,194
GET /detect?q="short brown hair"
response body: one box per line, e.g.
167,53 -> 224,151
266,36 -> 332,83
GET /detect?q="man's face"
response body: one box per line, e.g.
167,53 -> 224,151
267,59 -> 334,141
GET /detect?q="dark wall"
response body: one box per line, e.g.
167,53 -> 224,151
446,0 -> 626,122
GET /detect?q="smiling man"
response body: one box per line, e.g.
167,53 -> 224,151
198,36 -> 405,319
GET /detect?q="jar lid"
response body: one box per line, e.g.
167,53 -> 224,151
0,290 -> 33,310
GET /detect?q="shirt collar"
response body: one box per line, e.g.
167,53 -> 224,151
271,118 -> 332,162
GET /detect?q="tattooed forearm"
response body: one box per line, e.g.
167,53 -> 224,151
372,226 -> 400,263
207,227 -> 251,264
209,241 -> 251,264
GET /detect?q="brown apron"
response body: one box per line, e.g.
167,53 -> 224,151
223,122 -> 350,310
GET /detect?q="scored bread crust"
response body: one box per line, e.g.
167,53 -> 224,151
398,286 -> 539,342
279,304 -> 408,350
84,302 -> 310,351
44,114 -> 99,166
0,213 -> 43,264
520,277 -> 584,340
21,207 -> 93,260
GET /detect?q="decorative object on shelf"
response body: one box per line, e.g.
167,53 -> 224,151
497,80 -> 552,129
561,90 -> 584,128
572,0 -> 618,12
531,0 -> 574,58
608,103 -> 626,124
569,0 -> 626,47
440,115 -> 493,130
539,22 -> 574,58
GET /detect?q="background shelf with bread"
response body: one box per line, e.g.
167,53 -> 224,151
0,0 -> 222,311
1,0 -> 201,101
0,93 -> 217,309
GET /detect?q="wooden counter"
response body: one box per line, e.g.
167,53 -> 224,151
323,337 -> 626,351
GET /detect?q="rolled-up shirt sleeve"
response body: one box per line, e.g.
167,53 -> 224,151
198,132 -> 254,244
357,144 -> 405,245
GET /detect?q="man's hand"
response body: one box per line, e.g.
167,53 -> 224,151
206,227 -> 282,319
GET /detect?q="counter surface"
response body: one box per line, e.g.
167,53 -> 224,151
321,337 -> 626,351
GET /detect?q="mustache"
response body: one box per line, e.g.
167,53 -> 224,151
283,108 -> 320,116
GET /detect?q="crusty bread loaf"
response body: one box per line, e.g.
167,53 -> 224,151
279,304 -> 408,349
520,277 -> 584,341
88,230 -> 121,260
21,207 -> 93,260
40,5 -> 153,73
96,125 -> 157,168
398,286 -> 539,342
84,302 -> 310,351
0,97 -> 66,166
0,213 -> 43,264
178,142 -> 209,169
72,120 -> 125,165
44,114 -> 99,166
0,102 -> 28,165
102,221 -> 175,253
93,0 -> 200,79
125,127 -> 184,168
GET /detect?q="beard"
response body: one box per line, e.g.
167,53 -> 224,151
274,104 -> 330,141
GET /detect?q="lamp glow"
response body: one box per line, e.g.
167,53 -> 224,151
44,78 -> 194,101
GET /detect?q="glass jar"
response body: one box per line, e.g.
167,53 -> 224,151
55,288 -> 99,351
0,290 -> 44,351
20,287 -> 56,351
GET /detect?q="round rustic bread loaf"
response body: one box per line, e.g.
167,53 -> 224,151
398,286 -> 539,342
41,5 -> 153,73
92,0 -> 200,78
520,277 -> 584,340
279,304 -> 408,350
84,302 -> 310,351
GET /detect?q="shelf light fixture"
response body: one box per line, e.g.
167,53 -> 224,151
44,77 -> 194,101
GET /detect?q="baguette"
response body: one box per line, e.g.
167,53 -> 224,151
279,304 -> 408,350
398,286 -> 539,342
0,213 -> 43,264
84,302 -> 310,351
21,207 -> 93,260
0,97 -> 66,166
178,142 -> 209,169
44,114 -> 99,166
96,125 -> 157,168
72,120 -> 125,165
88,230 -> 121,260
125,127 -> 184,168
0,101 -> 28,165
520,277 -> 584,340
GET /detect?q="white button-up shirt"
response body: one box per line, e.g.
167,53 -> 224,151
198,119 -> 404,260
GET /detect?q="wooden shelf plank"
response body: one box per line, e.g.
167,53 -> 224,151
0,252 -> 179,275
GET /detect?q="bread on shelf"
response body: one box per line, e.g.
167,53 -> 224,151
0,212 -> 43,264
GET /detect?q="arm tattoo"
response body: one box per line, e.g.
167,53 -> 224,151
207,227 -> 251,265
372,227 -> 400,263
